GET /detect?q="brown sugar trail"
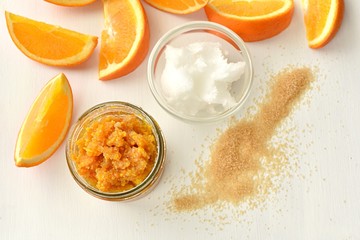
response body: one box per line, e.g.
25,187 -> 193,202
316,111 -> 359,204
173,67 -> 314,212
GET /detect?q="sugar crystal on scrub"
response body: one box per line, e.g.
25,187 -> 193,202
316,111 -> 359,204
160,42 -> 245,116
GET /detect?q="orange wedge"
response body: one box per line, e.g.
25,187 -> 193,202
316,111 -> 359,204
204,0 -> 294,42
99,0 -> 149,80
44,0 -> 97,7
5,11 -> 98,67
301,0 -> 344,49
15,73 -> 73,167
143,0 -> 208,14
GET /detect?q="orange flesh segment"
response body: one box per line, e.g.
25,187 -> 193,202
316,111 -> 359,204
5,11 -> 98,66
13,22 -> 86,60
15,73 -> 73,167
211,0 -> 285,17
304,0 -> 330,40
99,0 -> 149,80
301,0 -> 344,48
99,0 -> 137,71
21,90 -> 69,158
144,0 -> 208,13
44,0 -> 96,7
205,0 -> 294,42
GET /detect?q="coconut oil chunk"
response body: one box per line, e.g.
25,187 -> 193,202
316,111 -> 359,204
160,42 -> 245,116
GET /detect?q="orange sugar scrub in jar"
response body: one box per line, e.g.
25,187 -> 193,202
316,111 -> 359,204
66,101 -> 166,201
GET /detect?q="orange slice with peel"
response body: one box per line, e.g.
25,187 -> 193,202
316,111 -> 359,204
204,0 -> 294,42
143,0 -> 208,14
99,0 -> 149,80
44,0 -> 97,7
15,73 -> 73,167
5,11 -> 98,67
301,0 -> 344,49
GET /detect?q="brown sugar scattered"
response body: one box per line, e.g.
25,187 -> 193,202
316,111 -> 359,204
172,67 -> 314,212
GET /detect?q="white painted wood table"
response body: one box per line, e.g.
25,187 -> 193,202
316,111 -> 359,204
1,0 -> 359,239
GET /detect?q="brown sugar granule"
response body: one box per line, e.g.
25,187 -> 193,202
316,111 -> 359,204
172,67 -> 314,212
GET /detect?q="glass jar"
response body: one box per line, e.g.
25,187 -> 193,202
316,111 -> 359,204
65,101 -> 166,201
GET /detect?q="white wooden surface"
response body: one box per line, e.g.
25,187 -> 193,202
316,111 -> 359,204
1,0 -> 360,239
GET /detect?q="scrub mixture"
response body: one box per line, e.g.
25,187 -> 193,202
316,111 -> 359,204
160,41 -> 246,116
72,114 -> 157,192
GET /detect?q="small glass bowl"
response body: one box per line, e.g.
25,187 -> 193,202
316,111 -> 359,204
65,101 -> 166,201
147,21 -> 253,123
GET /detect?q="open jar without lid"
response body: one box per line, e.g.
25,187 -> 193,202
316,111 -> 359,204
65,101 -> 166,201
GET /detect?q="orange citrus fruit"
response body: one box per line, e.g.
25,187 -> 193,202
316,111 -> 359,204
14,73 -> 73,167
204,0 -> 294,42
143,0 -> 208,14
99,0 -> 149,80
44,0 -> 97,7
301,0 -> 344,49
5,11 -> 98,67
